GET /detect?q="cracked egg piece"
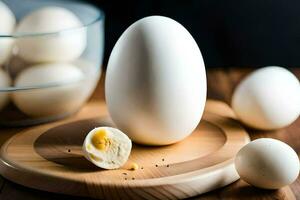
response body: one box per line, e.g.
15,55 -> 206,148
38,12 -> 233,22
82,127 -> 132,169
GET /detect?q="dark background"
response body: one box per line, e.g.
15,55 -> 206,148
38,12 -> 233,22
88,0 -> 300,67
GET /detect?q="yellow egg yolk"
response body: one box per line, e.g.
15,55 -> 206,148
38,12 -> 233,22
91,129 -> 109,151
130,162 -> 139,170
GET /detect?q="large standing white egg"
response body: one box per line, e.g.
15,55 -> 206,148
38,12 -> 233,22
232,66 -> 300,130
12,63 -> 91,117
235,138 -> 300,189
105,16 -> 207,145
0,1 -> 16,65
16,6 -> 86,63
0,68 -> 11,110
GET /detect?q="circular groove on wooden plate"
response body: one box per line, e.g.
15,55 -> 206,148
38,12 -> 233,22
0,100 -> 250,199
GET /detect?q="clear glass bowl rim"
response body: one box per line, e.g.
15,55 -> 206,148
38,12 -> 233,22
0,2 -> 104,92
0,2 -> 105,38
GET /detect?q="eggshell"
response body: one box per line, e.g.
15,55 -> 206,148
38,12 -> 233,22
0,68 -> 11,110
105,16 -> 207,145
16,6 -> 86,63
235,138 -> 300,189
12,63 -> 93,117
0,1 -> 15,33
72,59 -> 101,77
0,1 -> 16,65
232,66 -> 300,130
0,38 -> 14,66
72,59 -> 102,102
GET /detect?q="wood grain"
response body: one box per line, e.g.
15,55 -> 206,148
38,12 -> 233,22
0,100 -> 249,200
0,68 -> 299,200
206,68 -> 300,200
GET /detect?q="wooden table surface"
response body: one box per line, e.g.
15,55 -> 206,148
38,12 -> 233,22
0,68 -> 299,200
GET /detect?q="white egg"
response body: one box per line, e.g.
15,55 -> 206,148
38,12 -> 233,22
72,59 -> 101,77
105,16 -> 207,145
0,1 -> 16,65
16,6 -> 86,63
0,38 -> 14,65
235,138 -> 300,189
82,127 -> 132,169
12,63 -> 93,117
232,66 -> 300,130
0,68 -> 11,110
0,1 -> 15,33
72,59 -> 102,103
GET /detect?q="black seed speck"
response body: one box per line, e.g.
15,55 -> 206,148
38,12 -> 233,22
155,164 -> 158,167
167,165 -> 170,167
162,158 -> 165,161
132,177 -> 135,180
67,149 -> 71,152
141,167 -> 144,169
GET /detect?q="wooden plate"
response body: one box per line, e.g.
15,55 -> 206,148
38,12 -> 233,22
0,100 -> 250,199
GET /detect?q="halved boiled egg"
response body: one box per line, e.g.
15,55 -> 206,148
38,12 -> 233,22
82,127 -> 132,169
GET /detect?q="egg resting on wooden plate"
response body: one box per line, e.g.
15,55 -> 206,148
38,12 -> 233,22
106,16 -> 207,145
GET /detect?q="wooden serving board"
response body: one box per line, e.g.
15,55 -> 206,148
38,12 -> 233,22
0,100 -> 250,200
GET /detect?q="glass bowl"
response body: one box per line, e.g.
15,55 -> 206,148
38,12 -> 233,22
0,0 -> 104,126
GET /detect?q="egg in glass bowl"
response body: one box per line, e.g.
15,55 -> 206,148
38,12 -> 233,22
0,0 -> 104,126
